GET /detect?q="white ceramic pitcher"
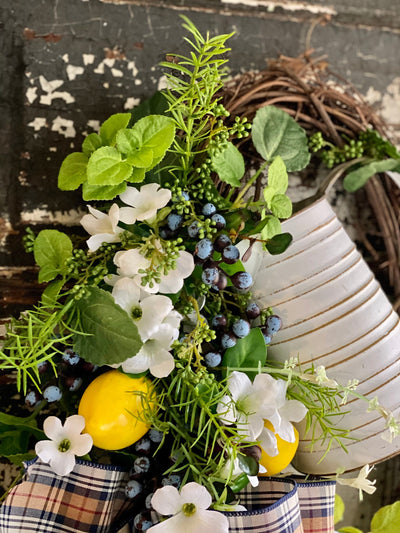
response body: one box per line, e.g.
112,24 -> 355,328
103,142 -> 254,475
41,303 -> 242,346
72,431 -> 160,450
250,197 -> 400,474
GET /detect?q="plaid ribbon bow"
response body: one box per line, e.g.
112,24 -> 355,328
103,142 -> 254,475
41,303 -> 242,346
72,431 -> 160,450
0,459 -> 336,533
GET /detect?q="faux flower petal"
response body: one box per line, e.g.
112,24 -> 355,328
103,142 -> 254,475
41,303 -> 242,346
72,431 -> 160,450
112,277 -> 141,314
49,450 -> 76,477
43,416 -> 64,441
227,371 -> 252,402
119,206 -> 137,225
35,440 -> 57,463
180,482 -> 212,510
70,433 -> 93,457
151,485 -> 182,515
279,399 -> 308,423
63,414 -> 86,436
259,427 -> 279,457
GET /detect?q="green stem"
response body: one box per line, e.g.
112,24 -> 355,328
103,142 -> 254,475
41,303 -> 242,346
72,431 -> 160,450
232,160 -> 269,208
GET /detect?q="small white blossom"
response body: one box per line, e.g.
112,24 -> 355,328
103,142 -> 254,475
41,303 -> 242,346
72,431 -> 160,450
315,366 -> 338,388
150,482 -> 229,533
113,244 -> 194,294
119,183 -> 171,224
336,464 -> 377,500
80,203 -> 123,252
35,415 -> 93,476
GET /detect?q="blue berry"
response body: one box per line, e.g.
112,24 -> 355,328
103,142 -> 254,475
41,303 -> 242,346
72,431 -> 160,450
167,213 -> 183,231
37,361 -> 50,374
188,221 -> 200,238
212,314 -> 227,329
211,213 -> 226,229
62,349 -> 80,366
231,271 -> 253,290
134,511 -> 153,531
214,271 -> 228,290
161,474 -> 181,488
195,238 -> 214,260
205,351 -> 222,367
65,376 -> 83,392
202,203 -> 217,216
221,332 -> 237,349
202,267 -> 219,286
149,429 -> 163,443
133,456 -> 151,475
125,479 -> 143,499
246,302 -> 261,320
25,390 -> 41,407
265,315 -> 282,335
145,493 -> 154,510
214,233 -> 231,252
135,437 -> 151,454
181,191 -> 190,201
232,319 -> 251,338
43,385 -> 62,403
221,244 -> 240,264
261,327 -> 272,345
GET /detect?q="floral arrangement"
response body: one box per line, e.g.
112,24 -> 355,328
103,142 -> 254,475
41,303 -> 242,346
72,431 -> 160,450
1,17 -> 398,533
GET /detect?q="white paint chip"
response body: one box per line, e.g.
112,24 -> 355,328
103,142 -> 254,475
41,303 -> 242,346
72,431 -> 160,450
62,53 -> 69,63
87,120 -> 101,132
49,146 -> 57,152
104,58 -> 115,68
66,64 -> 84,81
51,116 -> 76,138
39,75 -> 75,105
157,76 -> 168,91
83,54 -> 95,65
134,79 -> 142,86
103,82 -> 110,89
20,208 -> 86,225
124,97 -> 140,110
94,61 -> 105,74
39,76 -> 64,93
127,61 -> 138,77
26,87 -> 38,103
111,68 -> 123,77
221,0 -> 336,13
28,117 -> 47,131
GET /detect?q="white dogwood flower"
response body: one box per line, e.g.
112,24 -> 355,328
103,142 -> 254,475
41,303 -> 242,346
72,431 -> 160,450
336,464 -> 377,499
263,378 -> 307,444
150,482 -> 229,533
113,245 -> 194,294
35,415 -> 93,476
80,203 -> 124,252
119,183 -> 171,224
217,371 -> 281,441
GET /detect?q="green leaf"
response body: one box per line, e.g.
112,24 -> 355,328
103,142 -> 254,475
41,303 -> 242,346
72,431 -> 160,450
222,328 -> 266,380
267,156 -> 288,194
87,146 -> 132,186
129,92 -> 169,123
6,452 -> 36,466
58,152 -> 88,191
339,526 -> 363,533
343,159 -> 400,192
82,132 -> 102,156
41,279 -> 64,306
270,194 -> 293,219
128,167 -> 146,183
100,113 -> 131,145
252,106 -> 310,171
73,286 -> 143,366
238,454 -> 259,476
260,215 -> 282,240
370,501 -> 400,533
211,142 -> 245,187
265,232 -> 292,255
116,129 -> 154,167
130,115 -> 175,159
33,230 -> 73,283
334,494 -> 345,525
82,181 -> 127,201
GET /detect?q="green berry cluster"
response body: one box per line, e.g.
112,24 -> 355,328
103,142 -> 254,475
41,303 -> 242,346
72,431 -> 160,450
23,227 -> 36,253
139,237 -> 185,288
212,102 -> 230,119
230,115 -> 251,139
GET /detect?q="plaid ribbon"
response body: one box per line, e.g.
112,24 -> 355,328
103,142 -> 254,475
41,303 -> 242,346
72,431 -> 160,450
0,460 -> 336,533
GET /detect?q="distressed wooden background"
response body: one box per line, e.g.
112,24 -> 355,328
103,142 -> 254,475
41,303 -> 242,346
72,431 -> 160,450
0,0 -> 399,528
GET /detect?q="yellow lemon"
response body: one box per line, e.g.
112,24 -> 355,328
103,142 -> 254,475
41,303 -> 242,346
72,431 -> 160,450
259,420 -> 299,476
78,370 -> 155,450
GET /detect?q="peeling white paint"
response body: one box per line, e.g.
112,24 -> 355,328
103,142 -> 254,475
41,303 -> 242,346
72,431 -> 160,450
104,58 -> 115,68
364,86 -> 382,105
124,97 -> 140,110
134,79 -> 142,86
94,61 -> 105,74
62,53 -> 69,63
51,116 -> 76,138
382,77 -> 400,124
83,54 -> 95,65
66,64 -> 84,81
221,0 -> 336,13
157,76 -> 168,91
20,208 -> 86,226
28,117 -> 47,131
18,171 -> 29,186
111,68 -> 123,77
127,61 -> 138,77
103,82 -> 110,89
87,120 -> 101,131
26,87 -> 38,104
39,75 -> 75,105
49,147 -> 57,152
